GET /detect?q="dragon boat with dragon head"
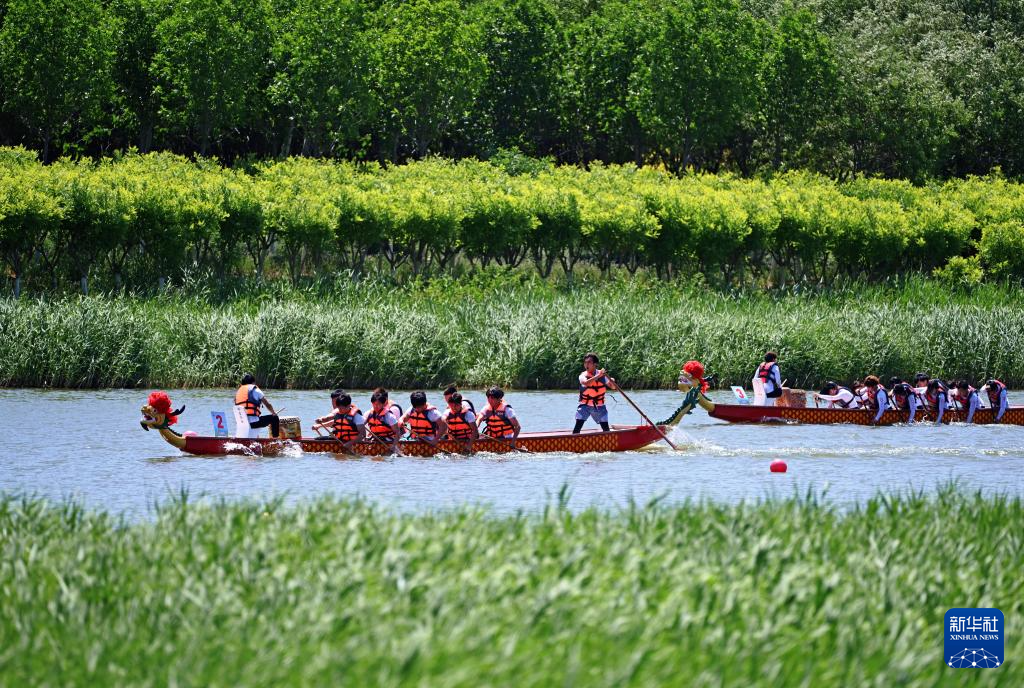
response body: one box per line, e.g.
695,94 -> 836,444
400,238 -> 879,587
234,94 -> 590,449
140,391 -> 690,457
675,361 -> 1024,426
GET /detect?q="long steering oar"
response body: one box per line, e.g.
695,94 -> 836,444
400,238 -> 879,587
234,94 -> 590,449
610,383 -> 678,451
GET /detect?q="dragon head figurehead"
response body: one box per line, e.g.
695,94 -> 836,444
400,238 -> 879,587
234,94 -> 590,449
140,391 -> 188,450
140,391 -> 184,432
678,360 -> 709,393
676,360 -> 716,413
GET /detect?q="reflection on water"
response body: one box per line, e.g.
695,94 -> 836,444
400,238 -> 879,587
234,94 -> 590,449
1,388 -> 1022,519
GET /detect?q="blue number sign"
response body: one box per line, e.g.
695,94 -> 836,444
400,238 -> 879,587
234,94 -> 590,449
211,411 -> 229,438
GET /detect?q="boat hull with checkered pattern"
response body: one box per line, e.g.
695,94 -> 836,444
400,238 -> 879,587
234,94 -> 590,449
703,400 -> 1024,425
165,423 -> 672,456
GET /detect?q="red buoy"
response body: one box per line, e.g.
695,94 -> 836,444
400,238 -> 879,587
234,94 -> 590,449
770,459 -> 787,473
184,430 -> 198,437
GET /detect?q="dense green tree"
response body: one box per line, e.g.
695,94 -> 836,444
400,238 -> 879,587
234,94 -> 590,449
959,32 -> 1024,176
759,7 -> 839,169
0,0 -> 113,160
367,0 -> 487,159
269,0 -> 371,157
631,0 -> 761,170
833,43 -> 963,181
152,0 -> 273,155
559,0 -> 653,163
110,0 -> 161,152
472,0 -> 563,157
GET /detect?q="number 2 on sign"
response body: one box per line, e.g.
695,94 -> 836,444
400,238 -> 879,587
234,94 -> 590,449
211,411 -> 228,437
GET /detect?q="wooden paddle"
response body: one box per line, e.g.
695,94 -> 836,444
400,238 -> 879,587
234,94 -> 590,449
476,431 -> 528,453
312,416 -> 380,453
608,381 -> 678,451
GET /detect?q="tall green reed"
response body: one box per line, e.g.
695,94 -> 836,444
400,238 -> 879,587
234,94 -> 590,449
0,488 -> 1019,686
1,280 -> 1022,388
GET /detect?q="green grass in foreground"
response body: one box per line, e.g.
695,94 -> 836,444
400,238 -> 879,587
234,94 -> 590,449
2,278 -> 1024,388
0,489 -> 1019,686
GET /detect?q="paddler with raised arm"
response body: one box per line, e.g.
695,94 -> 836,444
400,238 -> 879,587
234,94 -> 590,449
365,388 -> 403,454
234,373 -> 280,437
982,379 -> 1009,422
574,352 -> 616,433
400,391 -> 447,446
313,390 -> 367,452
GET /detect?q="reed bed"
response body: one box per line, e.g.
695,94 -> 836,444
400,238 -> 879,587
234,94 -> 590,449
1,280 -> 1023,389
0,489 -> 1018,686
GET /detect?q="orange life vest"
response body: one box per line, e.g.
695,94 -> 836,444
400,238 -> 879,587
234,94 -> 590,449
407,405 -> 439,438
331,406 -> 362,442
366,407 -> 396,440
986,380 -> 1006,407
579,374 -> 608,407
234,384 -> 260,417
481,402 -> 515,438
444,408 -> 475,440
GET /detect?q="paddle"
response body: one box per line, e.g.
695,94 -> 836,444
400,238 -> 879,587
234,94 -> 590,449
363,425 -> 405,455
608,380 -> 678,451
476,431 -> 528,453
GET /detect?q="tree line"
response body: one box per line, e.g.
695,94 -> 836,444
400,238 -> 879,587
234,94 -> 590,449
0,0 -> 1022,181
3,147 -> 1023,296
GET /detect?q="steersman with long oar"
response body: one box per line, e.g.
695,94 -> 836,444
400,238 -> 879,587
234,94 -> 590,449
574,351 -> 678,451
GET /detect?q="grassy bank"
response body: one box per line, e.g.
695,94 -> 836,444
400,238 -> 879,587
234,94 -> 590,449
0,489 -> 1018,686
2,279 -> 1023,389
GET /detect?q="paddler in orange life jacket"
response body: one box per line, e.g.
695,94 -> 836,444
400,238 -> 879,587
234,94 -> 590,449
574,352 -> 616,433
924,379 -> 950,424
313,390 -> 367,451
752,352 -> 783,406
443,384 -> 476,413
366,388 -> 403,454
888,377 -> 920,423
953,380 -> 982,424
400,391 -> 447,446
862,375 -> 889,424
234,373 -> 280,437
443,392 -> 478,452
981,379 -> 1009,422
479,386 -> 521,444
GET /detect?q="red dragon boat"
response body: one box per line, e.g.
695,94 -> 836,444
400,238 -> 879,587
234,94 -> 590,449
140,394 -> 688,457
676,367 -> 1024,426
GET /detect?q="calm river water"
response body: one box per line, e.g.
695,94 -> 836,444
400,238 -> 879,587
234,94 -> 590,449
1,388 -> 1021,517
